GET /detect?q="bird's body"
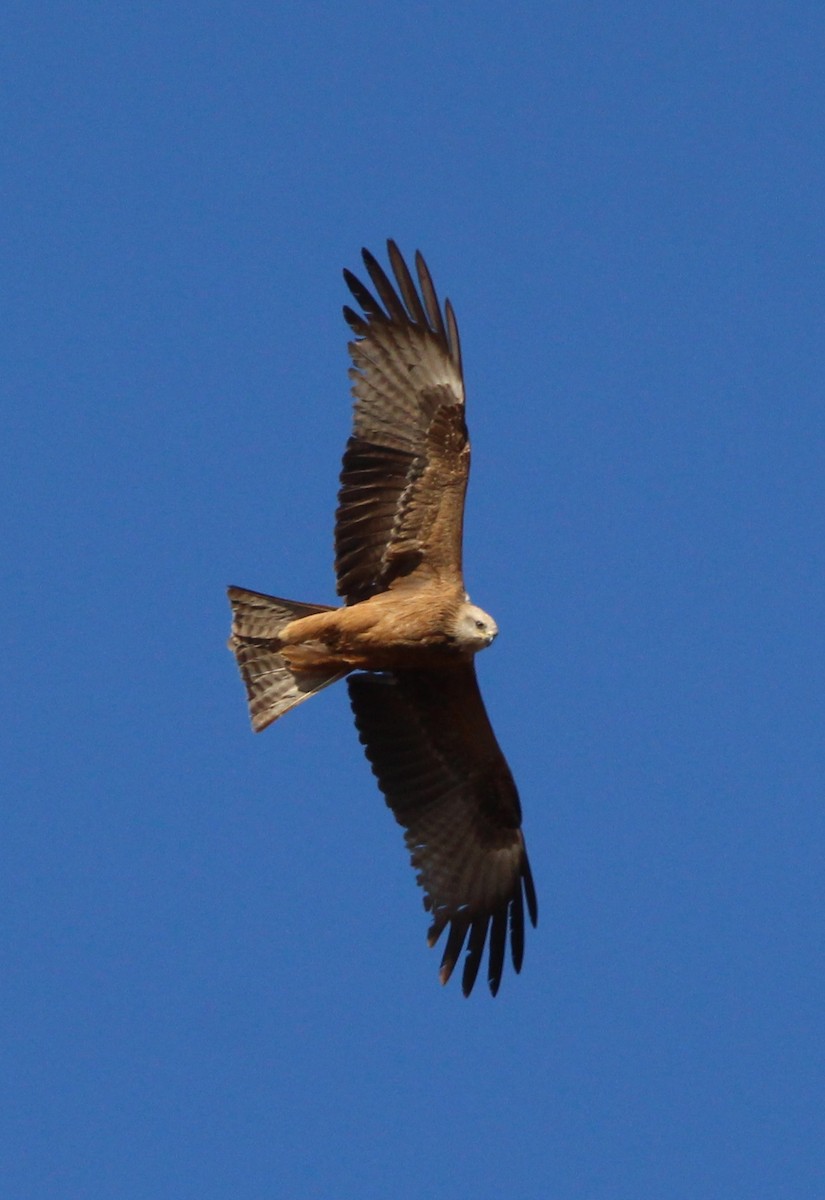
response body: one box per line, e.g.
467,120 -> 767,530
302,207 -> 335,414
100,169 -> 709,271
274,582 -> 491,667
286,578 -> 465,653
228,241 -> 536,995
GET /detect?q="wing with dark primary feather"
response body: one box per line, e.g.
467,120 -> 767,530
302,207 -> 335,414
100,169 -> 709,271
336,241 -> 470,604
348,666 -> 537,996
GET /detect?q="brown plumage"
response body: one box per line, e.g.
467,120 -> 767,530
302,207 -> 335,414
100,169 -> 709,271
228,241 -> 537,996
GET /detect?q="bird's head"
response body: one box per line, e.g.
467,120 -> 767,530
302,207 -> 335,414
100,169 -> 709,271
452,601 -> 499,651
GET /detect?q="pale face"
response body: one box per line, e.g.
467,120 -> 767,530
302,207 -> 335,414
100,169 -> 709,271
452,602 -> 499,651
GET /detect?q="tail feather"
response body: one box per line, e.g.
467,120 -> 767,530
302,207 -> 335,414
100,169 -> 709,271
228,586 -> 332,639
227,586 -> 346,731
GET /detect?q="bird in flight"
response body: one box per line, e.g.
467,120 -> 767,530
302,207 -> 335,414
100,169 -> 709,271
228,241 -> 537,995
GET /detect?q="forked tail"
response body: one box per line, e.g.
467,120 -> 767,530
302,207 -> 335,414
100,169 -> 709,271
227,586 -> 346,731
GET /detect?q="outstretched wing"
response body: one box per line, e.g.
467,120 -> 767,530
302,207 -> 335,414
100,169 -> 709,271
348,667 -> 537,996
335,240 -> 469,605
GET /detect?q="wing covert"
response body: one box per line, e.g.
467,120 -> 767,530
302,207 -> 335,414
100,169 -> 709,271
348,666 -> 537,996
335,241 -> 469,604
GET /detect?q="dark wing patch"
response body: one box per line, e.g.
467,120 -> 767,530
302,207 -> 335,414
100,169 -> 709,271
348,667 -> 537,997
335,241 -> 469,604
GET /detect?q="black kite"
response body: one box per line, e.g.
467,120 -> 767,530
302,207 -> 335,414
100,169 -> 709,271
228,241 -> 537,995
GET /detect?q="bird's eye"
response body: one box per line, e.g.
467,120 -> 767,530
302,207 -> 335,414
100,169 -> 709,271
475,619 -> 485,630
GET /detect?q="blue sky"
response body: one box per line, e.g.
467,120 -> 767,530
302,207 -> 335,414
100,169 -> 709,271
3,3 -> 824,1197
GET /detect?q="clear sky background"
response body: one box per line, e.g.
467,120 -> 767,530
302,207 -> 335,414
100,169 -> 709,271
3,4 -> 824,1197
